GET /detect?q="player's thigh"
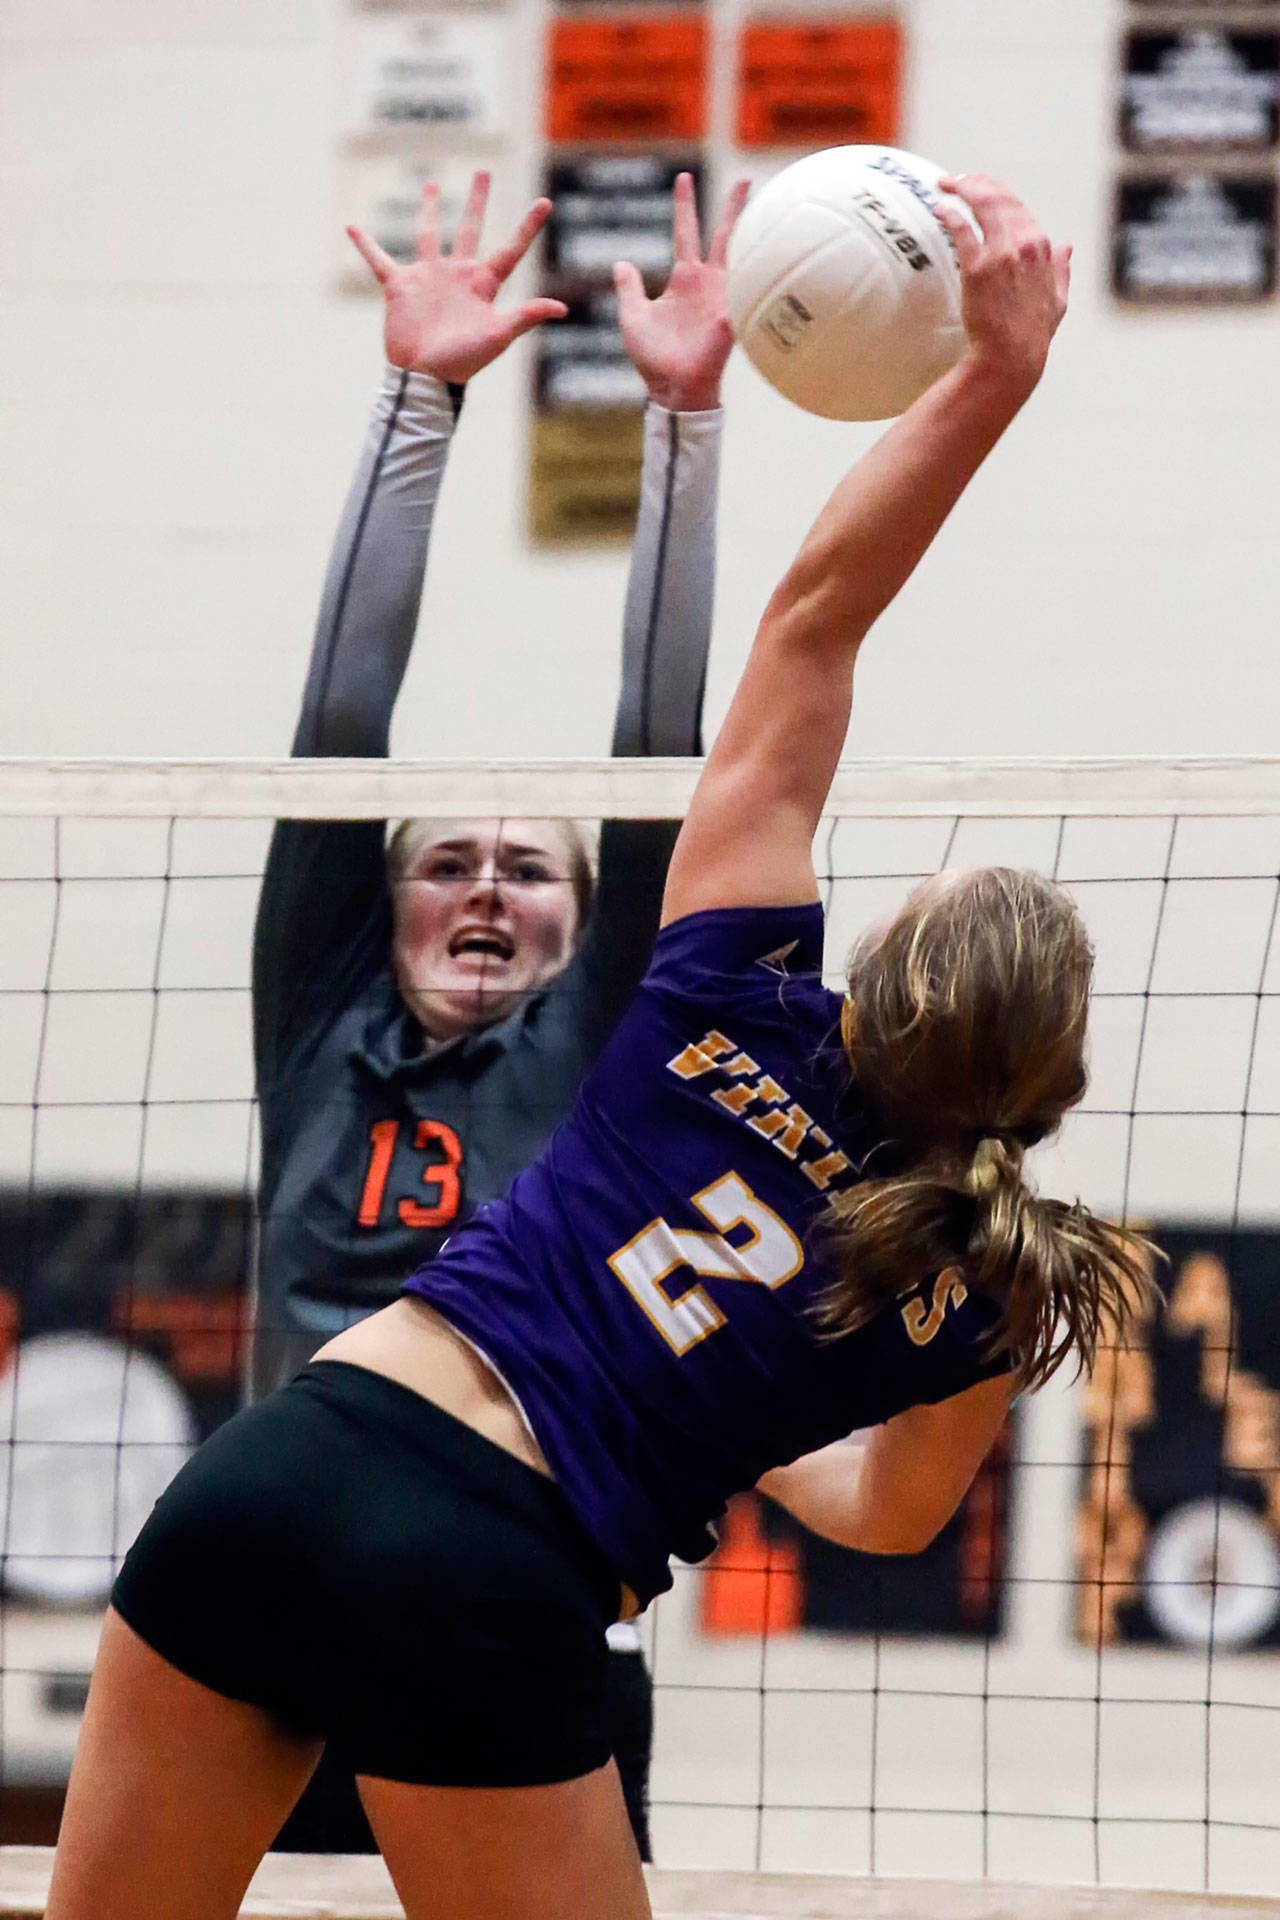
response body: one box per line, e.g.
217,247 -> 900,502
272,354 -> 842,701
358,1758 -> 651,1920
47,1609 -> 322,1920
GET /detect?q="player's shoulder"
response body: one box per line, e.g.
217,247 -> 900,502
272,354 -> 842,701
644,900 -> 828,1007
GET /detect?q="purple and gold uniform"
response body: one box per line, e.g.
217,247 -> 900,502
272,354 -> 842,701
406,900 -> 1011,1609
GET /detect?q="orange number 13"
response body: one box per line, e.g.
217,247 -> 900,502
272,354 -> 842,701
357,1118 -> 463,1230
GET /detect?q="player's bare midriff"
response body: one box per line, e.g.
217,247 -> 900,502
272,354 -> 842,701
315,1297 -> 641,1621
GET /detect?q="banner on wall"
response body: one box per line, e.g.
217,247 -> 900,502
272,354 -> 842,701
1111,169 -> 1278,299
541,150 -> 703,283
701,1421 -> 1012,1640
343,10 -> 509,143
545,13 -> 708,144
735,16 -> 902,149
530,155 -> 706,541
1120,27 -> 1280,154
1077,1225 -> 1280,1652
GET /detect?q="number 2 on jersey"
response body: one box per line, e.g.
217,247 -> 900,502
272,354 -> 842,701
608,1173 -> 803,1356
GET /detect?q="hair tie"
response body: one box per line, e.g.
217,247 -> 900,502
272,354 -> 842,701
965,1133 -> 1022,1198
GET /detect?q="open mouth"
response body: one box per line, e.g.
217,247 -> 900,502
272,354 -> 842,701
448,927 -> 515,964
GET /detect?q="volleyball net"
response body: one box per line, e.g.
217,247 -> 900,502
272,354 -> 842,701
0,755 -> 1277,1896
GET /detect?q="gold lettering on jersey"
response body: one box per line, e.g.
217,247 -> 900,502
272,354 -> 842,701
667,1030 -> 737,1079
666,1028 -> 852,1191
713,1082 -> 759,1116
901,1268 -> 969,1346
802,1149 -> 852,1191
711,1052 -> 761,1116
746,1102 -> 811,1158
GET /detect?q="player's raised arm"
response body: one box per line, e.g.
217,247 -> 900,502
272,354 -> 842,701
295,173 -> 565,761
662,176 -> 1072,924
609,172 -> 749,762
577,175 -> 749,1037
254,174 -> 563,1081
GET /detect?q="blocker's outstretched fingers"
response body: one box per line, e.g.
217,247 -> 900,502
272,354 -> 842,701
707,178 -> 751,268
1053,243 -> 1073,309
488,197 -> 554,285
415,181 -> 442,260
611,258 -> 648,325
346,224 -> 396,286
452,168 -> 491,260
671,171 -> 701,262
492,297 -> 569,351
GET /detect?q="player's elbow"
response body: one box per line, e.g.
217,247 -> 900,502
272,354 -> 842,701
840,1504 -> 948,1556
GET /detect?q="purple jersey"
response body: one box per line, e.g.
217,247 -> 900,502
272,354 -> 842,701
405,903 -> 1009,1608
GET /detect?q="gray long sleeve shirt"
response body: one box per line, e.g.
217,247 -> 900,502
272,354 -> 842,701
251,370 -> 722,1385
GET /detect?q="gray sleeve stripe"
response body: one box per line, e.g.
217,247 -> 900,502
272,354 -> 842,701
307,368 -> 411,752
637,410 -> 681,759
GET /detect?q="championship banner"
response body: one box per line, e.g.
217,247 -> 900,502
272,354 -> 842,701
735,17 -> 902,150
1077,1226 -> 1280,1651
701,1419 -> 1012,1640
1120,27 -> 1280,154
342,9 -> 509,144
1111,169 -> 1278,300
530,155 -> 706,542
545,13 -> 708,144
542,150 -> 704,286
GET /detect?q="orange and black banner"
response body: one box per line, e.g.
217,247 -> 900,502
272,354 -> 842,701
545,12 -> 708,144
735,16 -> 902,150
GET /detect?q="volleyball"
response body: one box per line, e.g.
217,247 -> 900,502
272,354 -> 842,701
726,145 -> 977,422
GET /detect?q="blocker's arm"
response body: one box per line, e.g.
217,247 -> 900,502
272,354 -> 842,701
662,175 -> 1071,925
579,405 -> 724,1044
291,369 -> 457,759
578,174 -> 744,1040
758,1371 -> 1014,1555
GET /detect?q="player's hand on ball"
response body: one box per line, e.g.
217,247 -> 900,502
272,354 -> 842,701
613,173 -> 751,413
346,171 -> 567,385
933,175 -> 1071,401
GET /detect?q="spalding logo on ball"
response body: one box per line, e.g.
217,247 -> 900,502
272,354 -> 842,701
726,146 -> 980,422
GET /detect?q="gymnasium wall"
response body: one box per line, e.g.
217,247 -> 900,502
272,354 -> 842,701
2,0 -> 1280,1897
1,0 -> 1277,762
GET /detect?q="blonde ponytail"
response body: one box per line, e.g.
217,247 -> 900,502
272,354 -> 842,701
821,870 -> 1159,1386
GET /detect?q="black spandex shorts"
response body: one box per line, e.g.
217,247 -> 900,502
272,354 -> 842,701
112,1361 -> 621,1787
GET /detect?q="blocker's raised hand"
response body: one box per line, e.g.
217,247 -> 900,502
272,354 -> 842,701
933,174 -> 1071,402
347,170 -> 567,384
612,173 -> 751,413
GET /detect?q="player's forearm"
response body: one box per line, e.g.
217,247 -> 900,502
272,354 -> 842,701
611,403 -> 722,759
292,368 -> 458,758
761,354 -> 1030,671
757,1438 -> 879,1550
756,1443 -> 936,1551
759,1435 -> 938,1555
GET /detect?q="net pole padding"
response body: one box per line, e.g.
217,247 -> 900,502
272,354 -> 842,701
1,1856 -> 1279,1920
0,757 -> 1277,821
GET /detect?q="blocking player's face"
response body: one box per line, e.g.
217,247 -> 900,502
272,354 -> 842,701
391,819 -> 581,1041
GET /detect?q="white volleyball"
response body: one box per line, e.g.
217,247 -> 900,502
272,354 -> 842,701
727,145 -> 976,421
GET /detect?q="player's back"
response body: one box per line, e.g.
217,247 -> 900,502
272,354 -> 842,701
407,901 -> 1008,1606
